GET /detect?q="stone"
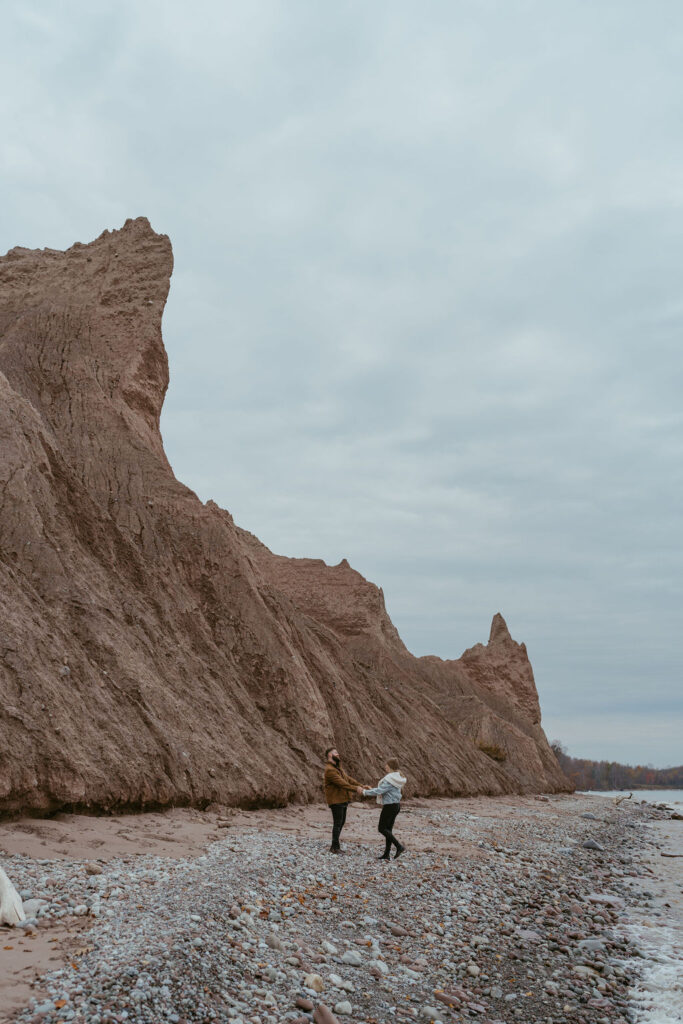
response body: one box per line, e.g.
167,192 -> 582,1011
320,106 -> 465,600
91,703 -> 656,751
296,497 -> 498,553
295,997 -> 314,1011
434,991 -> 463,1008
420,1007 -> 442,1020
578,938 -> 606,953
22,898 -> 48,918
313,1006 -> 341,1024
582,840 -> 605,851
341,950 -> 362,966
304,973 -> 325,993
587,894 -> 623,908
333,1001 -> 352,1016
467,964 -> 481,977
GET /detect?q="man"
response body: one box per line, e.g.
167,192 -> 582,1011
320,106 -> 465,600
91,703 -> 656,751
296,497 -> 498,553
323,747 -> 364,854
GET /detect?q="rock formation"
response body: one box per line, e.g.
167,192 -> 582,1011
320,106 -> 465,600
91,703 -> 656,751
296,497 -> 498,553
0,219 -> 569,815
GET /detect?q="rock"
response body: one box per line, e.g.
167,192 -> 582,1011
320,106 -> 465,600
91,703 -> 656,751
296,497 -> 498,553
490,986 -> 503,999
587,894 -> 623,908
578,938 -> 607,952
434,991 -> 463,1008
0,866 -> 25,925
582,840 -> 605,851
369,959 -> 389,975
304,973 -> 325,993
467,964 -> 481,976
329,973 -> 354,992
295,997 -> 314,1011
0,219 -> 568,816
389,924 -> 408,936
321,940 -> 338,954
333,1001 -> 352,1016
313,1006 -> 341,1024
581,813 -> 599,820
266,933 -> 285,951
420,1006 -> 442,1020
341,950 -> 362,966
22,898 -> 48,918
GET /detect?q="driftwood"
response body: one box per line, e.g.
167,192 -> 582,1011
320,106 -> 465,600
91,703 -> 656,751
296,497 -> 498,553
614,792 -> 632,806
0,865 -> 25,926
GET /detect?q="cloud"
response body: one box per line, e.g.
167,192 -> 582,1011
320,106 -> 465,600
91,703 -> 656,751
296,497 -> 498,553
1,0 -> 682,764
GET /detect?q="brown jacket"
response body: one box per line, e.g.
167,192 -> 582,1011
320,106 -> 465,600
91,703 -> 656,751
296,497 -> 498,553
323,763 -> 362,806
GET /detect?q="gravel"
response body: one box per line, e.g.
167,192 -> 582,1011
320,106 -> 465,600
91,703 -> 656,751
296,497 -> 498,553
1,794 -> 672,1024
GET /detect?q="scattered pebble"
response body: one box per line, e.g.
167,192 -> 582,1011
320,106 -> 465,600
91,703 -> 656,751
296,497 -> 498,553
1,793 -> 666,1024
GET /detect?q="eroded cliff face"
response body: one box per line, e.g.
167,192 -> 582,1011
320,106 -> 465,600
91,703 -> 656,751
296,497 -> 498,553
0,219 -> 569,814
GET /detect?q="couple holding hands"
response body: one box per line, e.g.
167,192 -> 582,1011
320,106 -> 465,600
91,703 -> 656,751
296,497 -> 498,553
323,746 -> 407,860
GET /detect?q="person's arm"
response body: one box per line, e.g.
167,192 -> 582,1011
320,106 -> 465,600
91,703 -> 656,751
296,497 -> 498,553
361,778 -> 391,798
326,766 -> 361,798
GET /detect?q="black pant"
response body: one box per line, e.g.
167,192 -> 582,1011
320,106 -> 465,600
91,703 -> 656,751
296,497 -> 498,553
378,802 -> 401,856
329,802 -> 348,849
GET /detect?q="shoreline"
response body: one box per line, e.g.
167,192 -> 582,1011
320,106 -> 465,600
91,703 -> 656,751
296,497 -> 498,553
1,793 -> 680,1024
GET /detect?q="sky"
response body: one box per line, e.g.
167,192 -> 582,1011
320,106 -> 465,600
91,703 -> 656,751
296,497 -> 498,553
1,1 -> 682,766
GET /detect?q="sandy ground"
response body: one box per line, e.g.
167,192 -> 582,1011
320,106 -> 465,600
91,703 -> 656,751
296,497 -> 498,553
0,793 -> 679,1023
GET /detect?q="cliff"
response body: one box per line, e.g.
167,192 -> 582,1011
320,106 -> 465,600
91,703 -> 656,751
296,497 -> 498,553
0,218 -> 569,814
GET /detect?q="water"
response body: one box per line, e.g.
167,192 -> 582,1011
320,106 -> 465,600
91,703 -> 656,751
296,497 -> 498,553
583,789 -> 683,810
585,790 -> 683,1023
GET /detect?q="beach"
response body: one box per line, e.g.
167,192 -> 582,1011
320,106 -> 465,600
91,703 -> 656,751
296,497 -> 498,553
0,793 -> 680,1024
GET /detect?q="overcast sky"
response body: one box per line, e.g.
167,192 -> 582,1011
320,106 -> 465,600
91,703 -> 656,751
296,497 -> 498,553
2,1 -> 682,766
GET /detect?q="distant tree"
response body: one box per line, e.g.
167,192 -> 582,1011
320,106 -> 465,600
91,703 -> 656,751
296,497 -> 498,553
548,744 -> 683,790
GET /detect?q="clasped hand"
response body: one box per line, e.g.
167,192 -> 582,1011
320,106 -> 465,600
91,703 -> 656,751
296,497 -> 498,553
356,786 -> 371,797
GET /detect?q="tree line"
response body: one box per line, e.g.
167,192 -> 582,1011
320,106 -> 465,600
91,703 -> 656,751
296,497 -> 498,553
550,741 -> 683,790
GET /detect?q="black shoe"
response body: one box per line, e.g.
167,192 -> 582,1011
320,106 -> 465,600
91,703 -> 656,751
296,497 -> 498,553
394,844 -> 406,859
330,846 -> 342,854
378,854 -> 391,860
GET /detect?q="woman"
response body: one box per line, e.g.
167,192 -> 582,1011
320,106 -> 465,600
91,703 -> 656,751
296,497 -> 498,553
362,758 -> 407,860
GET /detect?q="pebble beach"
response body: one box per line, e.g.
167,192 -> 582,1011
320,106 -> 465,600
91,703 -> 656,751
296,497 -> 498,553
1,793 -> 680,1024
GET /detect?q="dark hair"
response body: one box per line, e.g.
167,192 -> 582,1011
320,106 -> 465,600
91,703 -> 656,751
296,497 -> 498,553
325,747 -> 336,759
386,757 -> 400,771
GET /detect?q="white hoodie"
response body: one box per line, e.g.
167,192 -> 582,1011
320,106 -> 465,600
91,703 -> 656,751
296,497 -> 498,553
364,771 -> 408,805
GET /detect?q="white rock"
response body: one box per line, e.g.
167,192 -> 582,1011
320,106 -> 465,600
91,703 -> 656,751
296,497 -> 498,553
303,973 -> 324,993
369,959 -> 389,975
334,1001 -> 353,1016
467,964 -> 481,977
23,898 -> 48,918
341,950 -> 362,966
329,974 -> 354,992
0,866 -> 25,926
